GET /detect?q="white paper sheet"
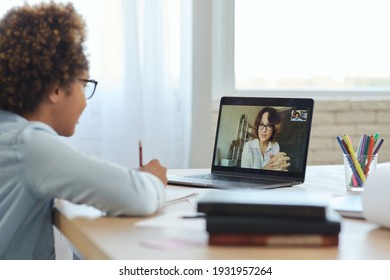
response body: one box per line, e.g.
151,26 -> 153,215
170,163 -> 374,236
135,210 -> 206,231
164,189 -> 199,206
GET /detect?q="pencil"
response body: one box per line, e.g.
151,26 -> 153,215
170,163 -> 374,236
374,132 -> 380,144
364,135 -> 374,175
139,140 -> 143,167
373,138 -> 384,155
336,136 -> 362,186
343,135 -> 366,183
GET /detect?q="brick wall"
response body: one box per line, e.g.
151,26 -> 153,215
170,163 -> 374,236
309,99 -> 390,165
212,99 -> 390,166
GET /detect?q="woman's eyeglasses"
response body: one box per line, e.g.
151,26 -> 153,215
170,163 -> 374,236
78,78 -> 98,99
258,123 -> 273,131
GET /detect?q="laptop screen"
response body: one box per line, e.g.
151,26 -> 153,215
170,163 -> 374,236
211,97 -> 314,181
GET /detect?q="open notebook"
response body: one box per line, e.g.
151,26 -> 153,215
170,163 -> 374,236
169,96 -> 314,189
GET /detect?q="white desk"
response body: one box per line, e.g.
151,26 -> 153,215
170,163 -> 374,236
54,165 -> 390,260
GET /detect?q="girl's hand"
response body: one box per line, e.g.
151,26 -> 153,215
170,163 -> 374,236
139,159 -> 168,185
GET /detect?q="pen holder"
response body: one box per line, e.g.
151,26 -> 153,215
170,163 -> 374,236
343,154 -> 378,192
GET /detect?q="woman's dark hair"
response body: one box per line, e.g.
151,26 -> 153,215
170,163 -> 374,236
254,107 -> 281,141
0,2 -> 89,114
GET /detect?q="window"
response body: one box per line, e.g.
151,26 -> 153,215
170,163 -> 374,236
213,0 -> 390,98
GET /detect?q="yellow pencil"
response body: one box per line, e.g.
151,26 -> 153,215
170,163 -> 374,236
343,135 -> 366,182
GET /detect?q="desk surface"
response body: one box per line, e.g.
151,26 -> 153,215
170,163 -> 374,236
54,165 -> 390,260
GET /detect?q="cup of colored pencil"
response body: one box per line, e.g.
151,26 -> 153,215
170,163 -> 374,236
336,133 -> 384,192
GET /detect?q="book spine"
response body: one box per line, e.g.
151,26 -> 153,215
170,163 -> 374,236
197,204 -> 325,219
206,216 -> 341,234
209,233 -> 339,246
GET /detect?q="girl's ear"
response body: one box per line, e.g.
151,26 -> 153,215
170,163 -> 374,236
46,86 -> 63,103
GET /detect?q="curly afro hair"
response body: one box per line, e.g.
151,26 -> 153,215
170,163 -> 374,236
0,2 -> 89,114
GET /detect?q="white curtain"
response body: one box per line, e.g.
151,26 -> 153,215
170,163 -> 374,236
0,0 -> 192,168
64,0 -> 192,168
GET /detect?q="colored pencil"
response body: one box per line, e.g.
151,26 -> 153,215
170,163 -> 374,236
364,135 -> 375,175
343,135 -> 366,183
139,140 -> 143,167
336,136 -> 362,186
373,138 -> 384,155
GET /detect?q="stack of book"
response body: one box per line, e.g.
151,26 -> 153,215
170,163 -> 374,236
197,190 -> 341,247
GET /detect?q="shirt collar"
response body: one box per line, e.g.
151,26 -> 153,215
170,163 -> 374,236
0,109 -> 57,135
0,110 -> 28,124
265,141 -> 274,152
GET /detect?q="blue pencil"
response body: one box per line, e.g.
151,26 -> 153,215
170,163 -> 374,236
336,136 -> 348,154
373,138 -> 384,155
336,136 -> 363,186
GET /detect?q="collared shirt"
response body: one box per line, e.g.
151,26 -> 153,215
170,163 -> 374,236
240,139 -> 280,169
0,110 -> 165,259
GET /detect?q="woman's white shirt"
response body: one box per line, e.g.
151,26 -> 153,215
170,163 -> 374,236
241,139 -> 280,168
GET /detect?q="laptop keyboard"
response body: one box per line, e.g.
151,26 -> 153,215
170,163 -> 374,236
186,173 -> 278,185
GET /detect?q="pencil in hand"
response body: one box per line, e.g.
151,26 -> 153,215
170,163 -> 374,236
139,140 -> 143,167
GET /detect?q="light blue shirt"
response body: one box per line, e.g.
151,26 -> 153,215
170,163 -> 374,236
241,139 -> 280,169
0,110 -> 165,259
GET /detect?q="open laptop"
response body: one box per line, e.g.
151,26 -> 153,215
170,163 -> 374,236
168,96 -> 314,189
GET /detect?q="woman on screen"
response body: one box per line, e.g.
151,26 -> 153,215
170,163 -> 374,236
241,107 -> 290,171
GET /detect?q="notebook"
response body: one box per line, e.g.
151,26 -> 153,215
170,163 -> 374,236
330,195 -> 364,219
168,96 -> 314,189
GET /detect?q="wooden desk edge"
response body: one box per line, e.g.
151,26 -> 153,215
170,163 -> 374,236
53,208 -> 109,260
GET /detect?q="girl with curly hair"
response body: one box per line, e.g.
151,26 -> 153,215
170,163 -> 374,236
0,2 -> 167,259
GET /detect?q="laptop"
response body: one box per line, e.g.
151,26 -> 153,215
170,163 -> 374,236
168,96 -> 314,189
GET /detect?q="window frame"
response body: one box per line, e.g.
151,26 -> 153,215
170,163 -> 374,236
212,0 -> 390,100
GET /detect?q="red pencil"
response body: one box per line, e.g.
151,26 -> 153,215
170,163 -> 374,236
139,141 -> 143,167
364,135 -> 374,175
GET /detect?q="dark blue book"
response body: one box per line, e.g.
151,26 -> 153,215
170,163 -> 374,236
205,210 -> 341,234
197,189 -> 329,219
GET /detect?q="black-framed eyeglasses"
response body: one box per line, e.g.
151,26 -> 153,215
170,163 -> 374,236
78,78 -> 98,99
258,123 -> 273,131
